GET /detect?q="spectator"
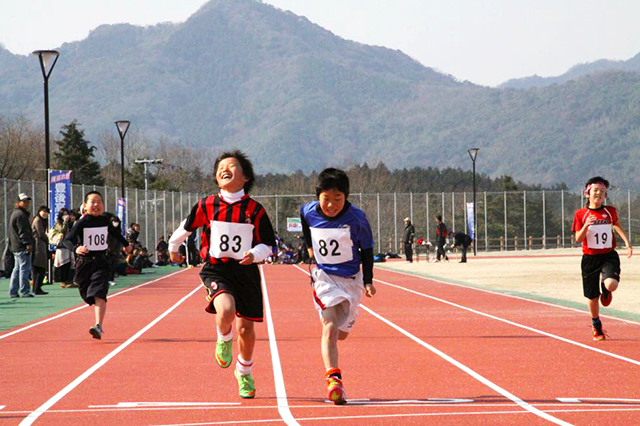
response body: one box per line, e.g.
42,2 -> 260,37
403,217 -> 415,263
1,238 -> 13,278
31,206 -> 50,295
156,236 -> 169,266
435,215 -> 449,262
105,213 -> 127,284
450,231 -> 473,263
9,193 -> 35,298
132,247 -> 154,270
127,222 -> 141,248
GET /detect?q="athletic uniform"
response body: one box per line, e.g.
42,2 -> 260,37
169,190 -> 275,321
300,201 -> 374,333
572,205 -> 621,299
63,215 -> 129,305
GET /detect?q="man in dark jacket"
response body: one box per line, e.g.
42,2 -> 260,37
435,215 -> 449,262
9,193 -> 35,298
451,231 -> 473,263
403,217 -> 415,262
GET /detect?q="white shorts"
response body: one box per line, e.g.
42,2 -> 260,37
311,268 -> 364,333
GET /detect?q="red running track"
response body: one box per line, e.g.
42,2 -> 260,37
1,264 -> 640,425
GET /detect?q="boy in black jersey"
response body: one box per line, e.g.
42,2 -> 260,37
63,192 -> 131,339
169,150 -> 276,399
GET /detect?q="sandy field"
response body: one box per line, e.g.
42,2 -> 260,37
376,247 -> 640,321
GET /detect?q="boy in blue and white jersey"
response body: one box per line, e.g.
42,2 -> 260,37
300,168 -> 376,405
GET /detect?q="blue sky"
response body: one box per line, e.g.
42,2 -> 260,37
1,0 -> 639,87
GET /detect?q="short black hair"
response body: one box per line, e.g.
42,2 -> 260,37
315,168 -> 349,198
585,176 -> 610,189
436,215 -> 442,221
84,191 -> 103,203
214,150 -> 255,193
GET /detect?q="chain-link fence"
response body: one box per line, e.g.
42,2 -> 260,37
2,178 -> 638,256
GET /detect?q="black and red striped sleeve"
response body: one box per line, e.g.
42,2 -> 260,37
253,204 -> 276,247
184,197 -> 210,232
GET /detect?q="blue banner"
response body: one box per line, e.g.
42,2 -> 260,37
49,170 -> 72,231
116,198 -> 127,236
466,202 -> 475,240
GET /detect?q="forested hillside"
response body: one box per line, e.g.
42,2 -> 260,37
1,0 -> 639,189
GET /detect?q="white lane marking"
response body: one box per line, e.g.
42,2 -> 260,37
375,266 -> 640,326
292,265 -> 571,426
18,285 -> 201,426
260,266 -> 300,426
0,269 -> 188,340
374,277 -> 640,367
322,398 -> 474,405
89,402 -> 241,408
361,305 -> 573,426
558,397 -> 640,404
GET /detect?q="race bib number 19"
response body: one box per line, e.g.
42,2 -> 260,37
310,227 -> 354,265
586,224 -> 613,249
209,221 -> 254,260
83,226 -> 108,251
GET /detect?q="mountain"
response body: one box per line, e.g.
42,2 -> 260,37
499,52 -> 640,89
1,0 -> 640,189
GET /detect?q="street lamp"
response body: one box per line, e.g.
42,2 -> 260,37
33,50 -> 60,177
134,158 -> 163,250
468,148 -> 479,256
114,120 -> 131,192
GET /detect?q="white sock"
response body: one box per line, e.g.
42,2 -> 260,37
236,355 -> 253,376
217,326 -> 233,342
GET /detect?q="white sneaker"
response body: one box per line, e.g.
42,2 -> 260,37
108,281 -> 116,286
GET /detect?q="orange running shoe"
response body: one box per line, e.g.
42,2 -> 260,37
592,325 -> 607,341
325,369 -> 347,405
600,282 -> 612,307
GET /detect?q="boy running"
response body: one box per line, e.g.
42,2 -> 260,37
63,191 -> 131,339
300,168 -> 376,405
169,150 -> 275,399
572,177 -> 632,340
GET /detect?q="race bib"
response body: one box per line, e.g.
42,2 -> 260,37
83,226 -> 108,251
209,221 -> 254,260
586,224 -> 613,249
310,227 -> 353,265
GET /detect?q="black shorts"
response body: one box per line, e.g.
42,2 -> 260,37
200,262 -> 263,322
75,255 -> 111,305
581,251 -> 621,300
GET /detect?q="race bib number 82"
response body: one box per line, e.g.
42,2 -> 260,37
310,227 -> 353,265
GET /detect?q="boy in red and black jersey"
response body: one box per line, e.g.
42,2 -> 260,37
169,150 -> 275,399
571,176 -> 632,341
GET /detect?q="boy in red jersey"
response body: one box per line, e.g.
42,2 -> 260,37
572,177 -> 632,341
169,150 -> 276,398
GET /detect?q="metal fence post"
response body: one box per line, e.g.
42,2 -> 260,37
275,195 -> 279,233
451,192 -> 455,232
463,192 -> 467,234
409,192 -> 413,221
629,189 -> 632,244
135,188 -> 139,224
523,190 -> 527,250
484,191 -> 488,252
441,192 -> 445,223
542,190 -> 546,249
377,193 -> 381,253
3,179 -> 7,244
31,181 -> 36,217
154,189 -> 158,257
426,192 -> 429,242
561,190 -> 565,247
163,190 -> 167,241
145,186 -> 149,249
504,191 -> 508,250
393,192 -> 398,253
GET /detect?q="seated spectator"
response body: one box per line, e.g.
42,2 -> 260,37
156,236 -> 169,266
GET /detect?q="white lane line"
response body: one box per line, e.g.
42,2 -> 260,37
292,265 -> 571,426
374,277 -> 640,367
89,402 -> 241,408
18,284 -> 201,426
0,269 -> 188,340
260,265 -> 300,426
361,305 -> 572,426
375,266 -> 640,326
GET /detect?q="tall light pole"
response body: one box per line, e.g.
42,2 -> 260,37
468,148 -> 479,255
135,158 -> 163,250
114,120 -> 131,193
33,50 -> 60,186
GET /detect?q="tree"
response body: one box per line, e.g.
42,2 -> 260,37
0,115 -> 44,181
54,121 -> 104,185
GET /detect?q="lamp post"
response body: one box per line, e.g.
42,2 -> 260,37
468,148 -> 479,256
33,50 -> 60,179
114,121 -> 131,193
134,158 -> 163,250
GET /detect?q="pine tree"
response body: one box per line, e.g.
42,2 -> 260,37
54,120 -> 105,185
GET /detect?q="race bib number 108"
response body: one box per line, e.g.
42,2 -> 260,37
83,226 -> 108,251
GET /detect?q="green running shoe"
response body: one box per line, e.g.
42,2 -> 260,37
235,370 -> 256,398
215,339 -> 232,368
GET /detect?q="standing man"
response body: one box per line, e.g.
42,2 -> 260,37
435,215 -> 449,262
31,206 -> 50,295
9,193 -> 35,298
403,217 -> 415,263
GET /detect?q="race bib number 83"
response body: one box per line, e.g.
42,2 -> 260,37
83,226 -> 108,251
209,221 -> 254,260
586,224 -> 613,249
